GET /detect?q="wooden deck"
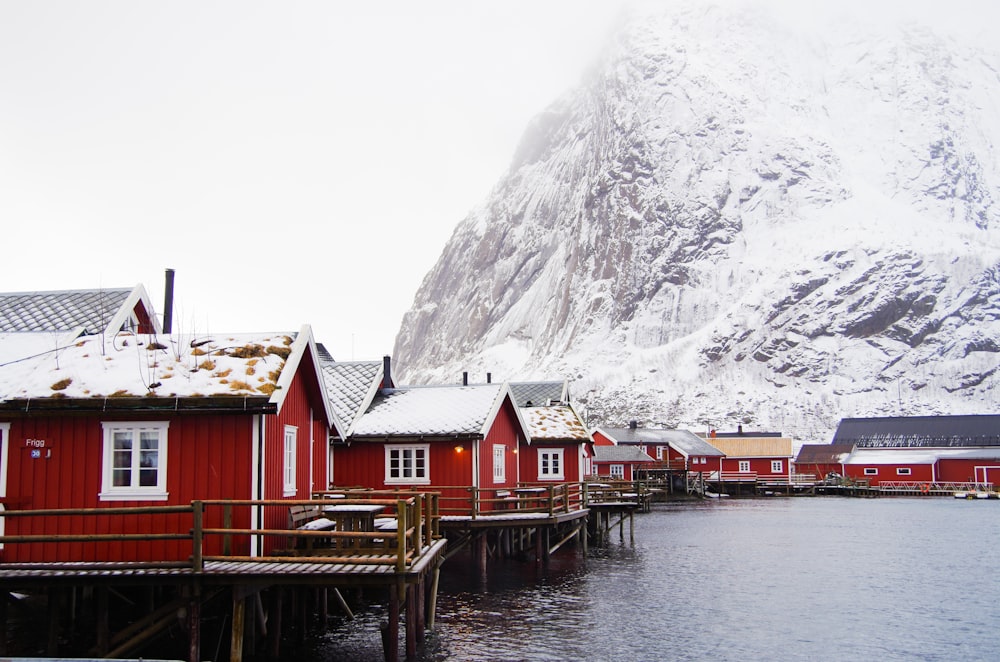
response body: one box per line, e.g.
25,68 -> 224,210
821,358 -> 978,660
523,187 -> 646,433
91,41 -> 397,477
0,495 -> 446,662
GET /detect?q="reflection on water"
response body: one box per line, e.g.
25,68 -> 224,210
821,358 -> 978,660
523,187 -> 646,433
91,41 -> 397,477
305,498 -> 1000,661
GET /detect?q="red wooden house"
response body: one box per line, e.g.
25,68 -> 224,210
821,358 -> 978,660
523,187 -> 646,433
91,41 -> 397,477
591,445 -> 655,480
331,381 -> 529,512
794,444 -> 853,481
0,324 -> 339,562
518,402 -> 592,484
834,415 -> 1000,486
593,423 -> 725,473
702,431 -> 793,482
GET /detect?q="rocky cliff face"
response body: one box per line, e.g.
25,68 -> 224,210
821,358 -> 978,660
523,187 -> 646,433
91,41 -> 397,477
393,2 -> 1000,441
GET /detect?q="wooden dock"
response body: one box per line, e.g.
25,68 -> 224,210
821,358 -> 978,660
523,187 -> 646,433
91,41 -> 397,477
0,494 -> 445,662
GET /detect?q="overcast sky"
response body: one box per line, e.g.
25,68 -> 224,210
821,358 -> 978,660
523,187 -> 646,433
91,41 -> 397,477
0,1 -> 992,361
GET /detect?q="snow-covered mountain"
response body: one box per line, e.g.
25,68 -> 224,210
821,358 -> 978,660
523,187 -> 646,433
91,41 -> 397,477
392,2 -> 1000,443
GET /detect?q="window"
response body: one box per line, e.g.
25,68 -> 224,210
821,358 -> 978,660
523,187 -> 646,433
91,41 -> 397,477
538,448 -> 565,480
609,464 -> 625,479
100,422 -> 168,501
771,460 -> 783,473
656,446 -> 665,460
864,468 -> 878,476
385,444 -> 430,484
493,445 -> 506,482
283,426 -> 297,496
896,467 -> 912,476
738,460 -> 751,473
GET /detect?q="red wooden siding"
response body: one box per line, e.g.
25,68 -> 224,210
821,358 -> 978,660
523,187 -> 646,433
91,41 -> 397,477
591,430 -> 615,446
3,413 -> 255,563
843,463 -> 934,486
479,399 -> 520,490
935,458 -> 1000,483
720,457 -> 789,478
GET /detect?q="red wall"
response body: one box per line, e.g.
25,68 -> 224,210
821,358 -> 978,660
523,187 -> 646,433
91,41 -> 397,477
519,442 -> 584,483
936,458 -> 1000,483
3,412 -> 255,563
843,464 -> 934,486
592,430 -> 615,446
721,457 -> 789,478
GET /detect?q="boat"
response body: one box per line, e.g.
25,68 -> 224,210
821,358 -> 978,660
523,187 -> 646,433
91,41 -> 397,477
953,492 -> 969,499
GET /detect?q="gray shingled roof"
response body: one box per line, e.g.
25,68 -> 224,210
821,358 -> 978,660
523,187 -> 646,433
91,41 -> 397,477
320,360 -> 383,431
0,288 -> 133,334
510,380 -> 568,407
599,427 -> 725,457
795,443 -> 855,464
593,445 -> 655,462
833,415 -> 1000,448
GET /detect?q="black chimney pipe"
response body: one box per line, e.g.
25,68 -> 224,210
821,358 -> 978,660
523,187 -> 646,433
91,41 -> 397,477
462,372 -> 468,386
163,268 -> 175,334
486,372 -> 492,384
382,355 -> 391,390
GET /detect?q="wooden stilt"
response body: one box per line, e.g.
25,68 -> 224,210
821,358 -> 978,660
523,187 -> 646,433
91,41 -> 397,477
405,583 -> 417,660
47,587 -> 60,657
426,564 -> 440,630
267,587 -> 283,660
187,586 -> 201,662
415,577 -> 425,644
382,587 -> 400,662
332,588 -> 354,619
230,592 -> 245,662
0,588 -> 8,656
95,586 -> 109,655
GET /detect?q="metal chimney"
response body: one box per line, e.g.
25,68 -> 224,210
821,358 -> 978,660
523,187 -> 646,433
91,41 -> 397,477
162,268 -> 175,334
382,355 -> 391,390
462,371 -> 468,386
486,372 -> 492,384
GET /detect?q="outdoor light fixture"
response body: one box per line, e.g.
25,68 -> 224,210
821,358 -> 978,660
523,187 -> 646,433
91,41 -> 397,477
454,445 -> 464,453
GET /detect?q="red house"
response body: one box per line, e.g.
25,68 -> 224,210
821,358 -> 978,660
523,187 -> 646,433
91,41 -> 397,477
0,324 -> 339,562
331,381 -> 528,512
794,444 -> 854,481
518,402 -> 592,484
702,431 -> 794,482
834,415 -> 1000,486
591,445 -> 655,480
593,424 -> 725,473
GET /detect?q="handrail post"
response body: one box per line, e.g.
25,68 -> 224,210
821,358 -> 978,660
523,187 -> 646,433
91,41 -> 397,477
222,502 -> 232,557
415,495 -> 424,552
191,500 -> 204,573
470,486 -> 479,519
396,499 -> 408,573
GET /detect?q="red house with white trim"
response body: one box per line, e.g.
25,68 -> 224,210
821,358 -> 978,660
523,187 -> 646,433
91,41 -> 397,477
331,381 -> 528,512
0,324 -> 339,562
702,431 -> 794,482
834,415 -> 1000,486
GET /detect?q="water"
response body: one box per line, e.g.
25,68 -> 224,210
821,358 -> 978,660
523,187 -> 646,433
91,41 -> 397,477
303,498 -> 1000,661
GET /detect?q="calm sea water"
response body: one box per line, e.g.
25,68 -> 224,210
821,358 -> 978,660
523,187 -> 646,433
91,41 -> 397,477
300,497 -> 1000,661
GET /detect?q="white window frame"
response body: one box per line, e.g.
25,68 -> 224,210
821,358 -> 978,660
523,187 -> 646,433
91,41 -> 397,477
656,446 -> 665,460
100,421 -> 169,501
738,460 -> 751,473
896,467 -> 912,476
609,463 -> 625,479
864,467 -> 878,476
283,425 -> 297,496
538,448 -> 565,481
492,445 -> 506,483
385,444 -> 430,485
771,460 -> 783,473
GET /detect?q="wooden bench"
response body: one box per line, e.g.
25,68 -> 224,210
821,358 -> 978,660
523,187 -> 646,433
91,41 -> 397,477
274,504 -> 337,555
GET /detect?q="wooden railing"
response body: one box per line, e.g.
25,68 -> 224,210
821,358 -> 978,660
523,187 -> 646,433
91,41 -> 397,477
0,494 -> 441,574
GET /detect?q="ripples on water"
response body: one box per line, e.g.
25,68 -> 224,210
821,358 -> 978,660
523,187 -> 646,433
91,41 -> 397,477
305,498 -> 999,661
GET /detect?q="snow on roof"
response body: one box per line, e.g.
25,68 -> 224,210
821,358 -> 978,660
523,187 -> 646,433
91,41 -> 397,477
593,445 -> 655,463
845,447 -> 1000,464
598,427 -> 725,456
320,359 -> 383,432
834,415 -> 1000,447
351,383 -> 508,438
0,330 -> 300,402
795,443 -> 855,464
522,404 -> 590,442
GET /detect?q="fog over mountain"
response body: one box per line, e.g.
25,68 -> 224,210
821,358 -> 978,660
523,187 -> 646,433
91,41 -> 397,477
392,2 -> 1000,442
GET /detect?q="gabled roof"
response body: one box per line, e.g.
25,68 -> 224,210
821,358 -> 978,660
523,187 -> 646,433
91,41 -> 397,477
593,445 -> 656,463
795,444 -> 855,464
510,380 -> 569,407
833,415 -> 1000,448
0,285 -> 160,336
522,404 -> 590,443
0,325 -> 336,422
704,436 -> 794,458
320,359 -> 383,435
597,427 -> 725,457
350,383 -> 527,440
